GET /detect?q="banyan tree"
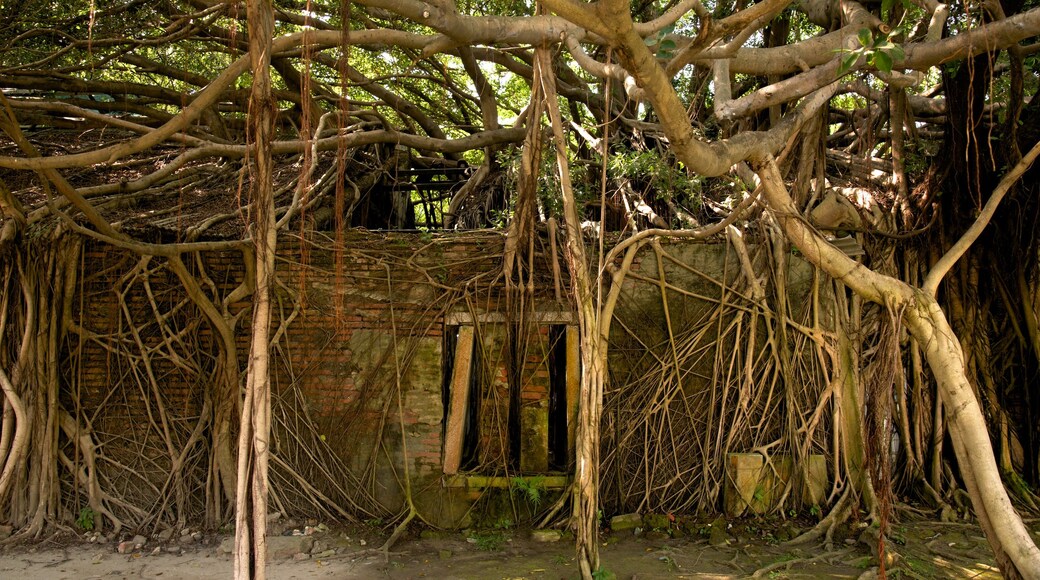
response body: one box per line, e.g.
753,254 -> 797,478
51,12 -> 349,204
1,0 -> 1040,578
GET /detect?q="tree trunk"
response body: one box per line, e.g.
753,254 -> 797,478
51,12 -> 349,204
233,0 -> 277,578
755,156 -> 1040,578
904,297 -> 1038,577
538,46 -> 603,578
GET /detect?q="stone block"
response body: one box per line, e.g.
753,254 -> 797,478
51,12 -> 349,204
268,536 -> 315,560
724,453 -> 829,516
610,513 -> 642,532
419,529 -> 451,540
642,513 -> 670,530
530,529 -> 562,542
804,454 -> 828,505
724,453 -> 765,516
709,523 -> 729,546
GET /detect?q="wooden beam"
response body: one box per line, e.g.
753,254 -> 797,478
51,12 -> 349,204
566,325 -> 580,466
442,326 -> 475,475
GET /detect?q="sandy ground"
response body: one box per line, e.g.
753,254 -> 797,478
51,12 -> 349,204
0,516 -> 1020,579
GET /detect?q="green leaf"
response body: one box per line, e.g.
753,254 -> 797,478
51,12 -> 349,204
659,38 -> 676,51
888,44 -> 905,62
839,53 -> 859,75
882,0 -> 895,19
873,50 -> 893,72
857,28 -> 873,48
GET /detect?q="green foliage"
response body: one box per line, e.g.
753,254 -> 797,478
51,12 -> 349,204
607,149 -> 701,209
76,506 -> 97,531
643,24 -> 678,59
470,530 -> 506,551
837,28 -> 906,75
510,475 -> 547,510
492,515 -> 514,530
752,484 -> 766,503
880,0 -> 914,21
495,143 -> 589,221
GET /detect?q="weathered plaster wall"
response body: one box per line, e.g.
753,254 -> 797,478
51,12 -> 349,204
603,239 -> 833,515
69,231 -> 831,527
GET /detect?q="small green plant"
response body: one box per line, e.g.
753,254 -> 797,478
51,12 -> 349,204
592,566 -> 614,580
809,504 -> 821,517
905,556 -> 937,575
492,515 -> 513,530
510,476 -> 547,510
659,555 -> 678,571
752,485 -> 766,504
551,554 -> 569,565
472,531 -> 505,551
76,507 -> 97,531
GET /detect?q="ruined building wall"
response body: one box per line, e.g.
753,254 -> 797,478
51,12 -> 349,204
64,231 -> 832,529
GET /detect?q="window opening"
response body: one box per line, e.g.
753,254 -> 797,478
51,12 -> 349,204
443,321 -> 576,477
461,330 -> 482,470
547,325 -> 569,471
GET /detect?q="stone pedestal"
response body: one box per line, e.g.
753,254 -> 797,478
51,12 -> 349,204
724,453 -> 829,516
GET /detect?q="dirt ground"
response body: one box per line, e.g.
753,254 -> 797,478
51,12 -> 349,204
0,515 -> 1025,579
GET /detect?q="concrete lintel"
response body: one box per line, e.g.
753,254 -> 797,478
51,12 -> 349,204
445,310 -> 576,325
444,474 -> 571,489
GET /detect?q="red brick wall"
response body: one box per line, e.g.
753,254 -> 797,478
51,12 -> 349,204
68,230 -> 562,521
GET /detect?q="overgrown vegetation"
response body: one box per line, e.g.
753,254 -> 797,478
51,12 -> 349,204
0,0 -> 1039,578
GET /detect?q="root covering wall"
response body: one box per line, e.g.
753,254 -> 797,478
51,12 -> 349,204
6,230 -> 834,532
